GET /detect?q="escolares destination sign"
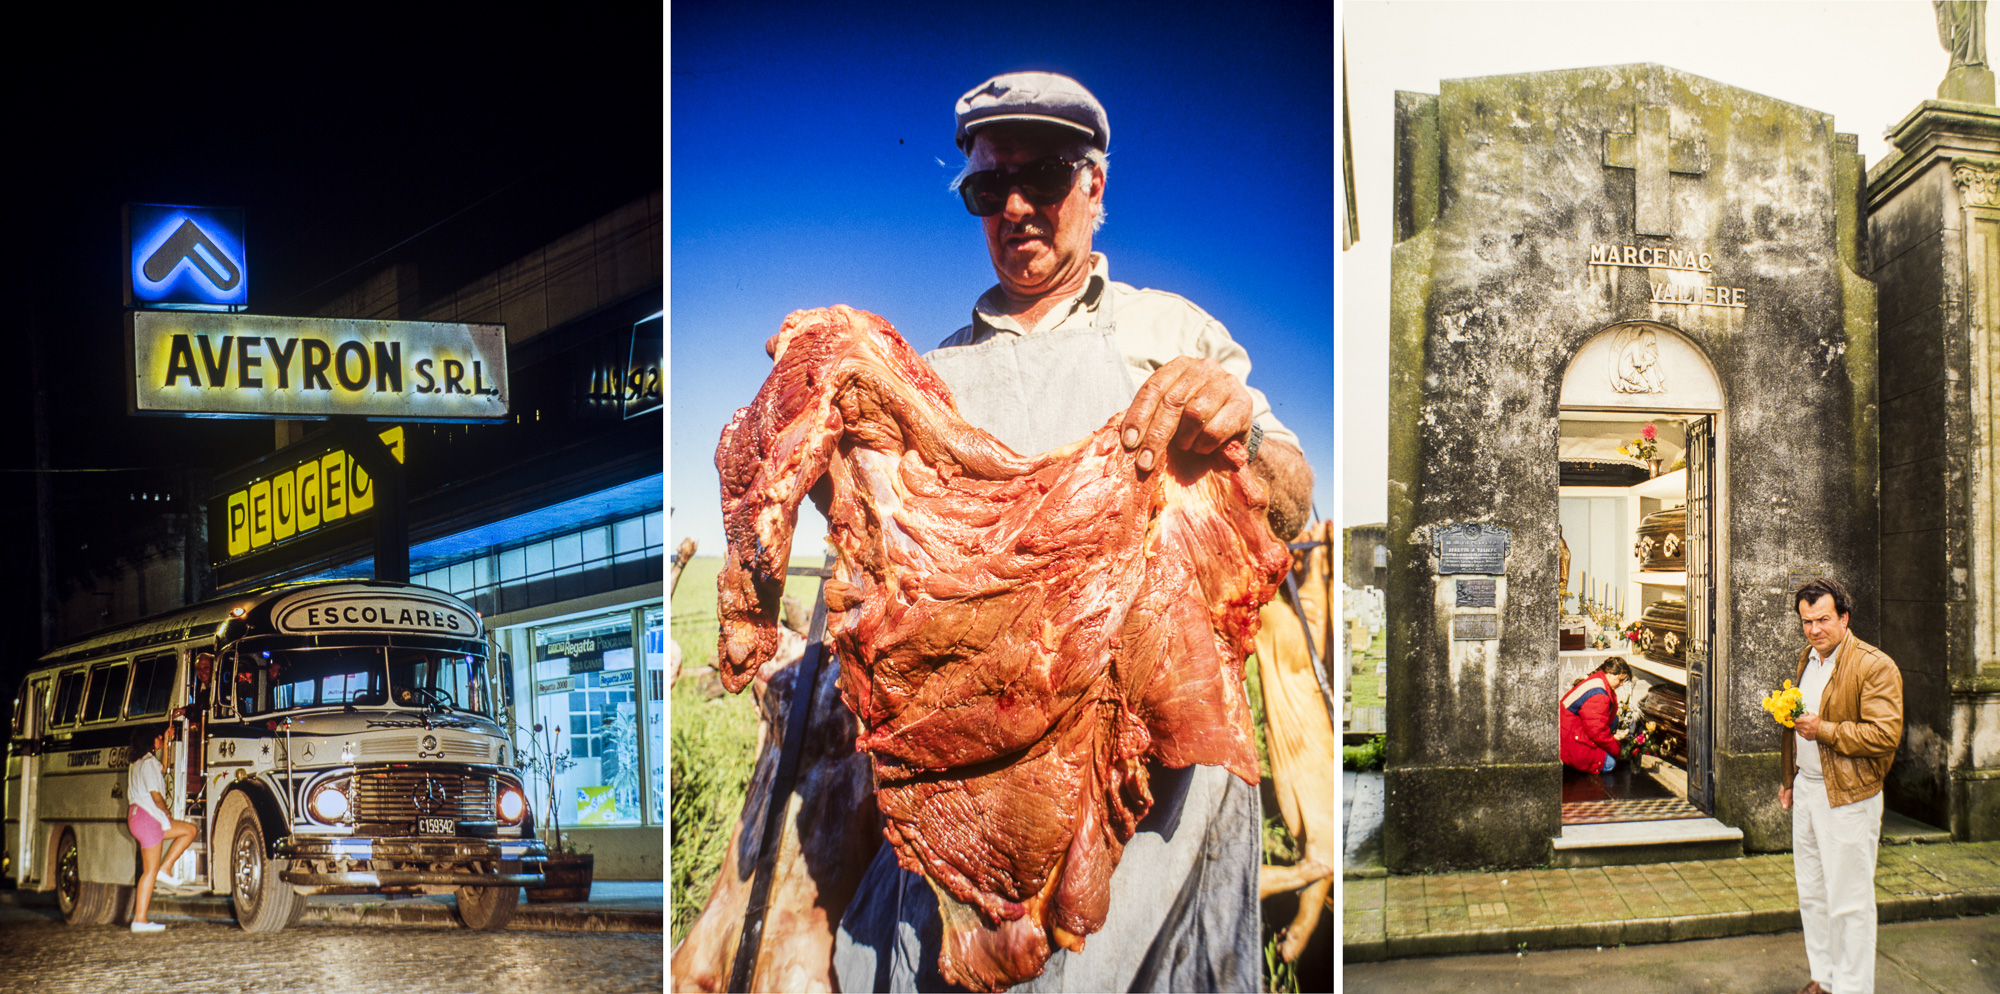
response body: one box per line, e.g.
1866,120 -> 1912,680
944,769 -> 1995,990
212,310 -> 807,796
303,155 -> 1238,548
127,311 -> 508,422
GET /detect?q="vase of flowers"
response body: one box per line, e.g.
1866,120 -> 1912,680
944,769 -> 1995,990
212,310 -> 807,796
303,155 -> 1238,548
1618,423 -> 1662,476
1620,619 -> 1644,648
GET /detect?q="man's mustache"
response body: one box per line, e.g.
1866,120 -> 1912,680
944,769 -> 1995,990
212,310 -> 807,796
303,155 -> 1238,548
1003,222 -> 1051,241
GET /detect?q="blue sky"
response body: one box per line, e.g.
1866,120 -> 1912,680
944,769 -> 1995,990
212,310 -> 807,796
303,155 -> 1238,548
669,0 -> 1335,557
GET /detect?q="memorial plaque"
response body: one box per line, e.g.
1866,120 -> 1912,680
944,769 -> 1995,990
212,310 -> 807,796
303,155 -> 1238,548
1436,523 -> 1512,574
1452,613 -> 1500,640
1456,577 -> 1496,608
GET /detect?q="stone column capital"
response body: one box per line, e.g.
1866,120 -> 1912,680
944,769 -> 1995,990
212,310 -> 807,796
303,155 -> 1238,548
1951,158 -> 2000,206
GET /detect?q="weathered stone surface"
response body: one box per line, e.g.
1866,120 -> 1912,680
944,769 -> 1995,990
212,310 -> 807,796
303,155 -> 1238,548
1868,99 -> 2000,841
1888,666 -> 1953,830
1882,456 -> 1948,533
1883,529 -> 1951,603
1388,64 -> 1876,872
1381,763 -> 1559,871
1712,749 -> 1787,852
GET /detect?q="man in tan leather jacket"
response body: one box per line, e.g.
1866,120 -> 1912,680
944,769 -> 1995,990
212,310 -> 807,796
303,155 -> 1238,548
1779,577 -> 1903,994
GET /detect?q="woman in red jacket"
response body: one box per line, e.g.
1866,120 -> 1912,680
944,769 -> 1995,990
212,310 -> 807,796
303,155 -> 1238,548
1560,658 -> 1632,774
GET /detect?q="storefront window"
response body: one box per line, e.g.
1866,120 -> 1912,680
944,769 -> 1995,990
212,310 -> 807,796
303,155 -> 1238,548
531,613 -> 641,827
644,606 -> 665,823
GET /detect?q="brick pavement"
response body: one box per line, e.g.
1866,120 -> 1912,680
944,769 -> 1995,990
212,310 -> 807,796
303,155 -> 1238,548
1344,839 -> 2000,962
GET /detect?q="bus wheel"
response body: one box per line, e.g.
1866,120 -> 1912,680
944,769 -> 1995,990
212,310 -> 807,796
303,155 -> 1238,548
454,880 -> 520,931
227,804 -> 305,933
54,829 -> 116,925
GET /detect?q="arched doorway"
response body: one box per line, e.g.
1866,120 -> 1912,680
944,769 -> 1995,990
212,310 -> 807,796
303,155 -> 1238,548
1556,322 -> 1726,823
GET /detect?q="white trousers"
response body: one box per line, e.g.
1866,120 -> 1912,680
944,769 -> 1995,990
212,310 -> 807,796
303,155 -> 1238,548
1792,772 -> 1883,994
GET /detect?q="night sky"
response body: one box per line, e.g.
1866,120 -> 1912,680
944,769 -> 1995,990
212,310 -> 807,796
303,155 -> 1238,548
2,9 -> 662,698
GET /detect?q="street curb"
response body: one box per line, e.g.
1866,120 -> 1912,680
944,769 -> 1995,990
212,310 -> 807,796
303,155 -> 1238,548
1343,890 -> 2000,962
152,893 -> 664,933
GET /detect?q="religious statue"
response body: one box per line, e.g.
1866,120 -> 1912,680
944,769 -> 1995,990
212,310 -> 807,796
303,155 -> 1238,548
1609,326 -> 1666,394
1559,527 -> 1571,600
1936,1 -> 1988,69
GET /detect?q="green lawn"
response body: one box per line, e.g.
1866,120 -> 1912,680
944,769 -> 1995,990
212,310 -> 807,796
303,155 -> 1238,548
668,554 -> 830,944
1348,629 -> 1387,708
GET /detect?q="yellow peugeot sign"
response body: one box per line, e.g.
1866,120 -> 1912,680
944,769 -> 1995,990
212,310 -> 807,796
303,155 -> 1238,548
222,428 -> 404,559
128,312 -> 507,421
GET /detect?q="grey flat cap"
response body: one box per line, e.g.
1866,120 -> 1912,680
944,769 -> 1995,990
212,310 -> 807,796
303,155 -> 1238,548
954,71 -> 1109,154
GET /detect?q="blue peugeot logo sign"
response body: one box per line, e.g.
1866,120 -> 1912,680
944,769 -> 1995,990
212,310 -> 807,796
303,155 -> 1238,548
127,204 -> 247,309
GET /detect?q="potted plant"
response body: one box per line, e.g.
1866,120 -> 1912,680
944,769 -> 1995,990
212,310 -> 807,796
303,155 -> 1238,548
521,722 -> 593,903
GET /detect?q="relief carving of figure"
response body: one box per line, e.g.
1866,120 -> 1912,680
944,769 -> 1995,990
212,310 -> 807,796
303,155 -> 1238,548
1663,631 -> 1681,655
1635,535 -> 1657,559
1663,532 -> 1682,558
1609,326 -> 1667,394
1936,1 -> 1988,68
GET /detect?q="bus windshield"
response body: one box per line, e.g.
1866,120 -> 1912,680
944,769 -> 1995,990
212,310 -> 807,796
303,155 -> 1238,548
237,647 -> 493,717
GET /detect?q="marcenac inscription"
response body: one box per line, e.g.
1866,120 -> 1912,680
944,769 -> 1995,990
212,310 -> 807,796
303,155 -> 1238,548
1588,243 -> 1747,309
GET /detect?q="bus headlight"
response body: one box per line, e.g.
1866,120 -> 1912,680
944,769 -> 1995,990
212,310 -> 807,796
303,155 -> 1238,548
496,784 -> 527,825
309,782 -> 352,823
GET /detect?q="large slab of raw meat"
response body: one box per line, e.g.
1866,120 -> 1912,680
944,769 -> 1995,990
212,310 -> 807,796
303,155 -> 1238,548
715,305 -> 1289,991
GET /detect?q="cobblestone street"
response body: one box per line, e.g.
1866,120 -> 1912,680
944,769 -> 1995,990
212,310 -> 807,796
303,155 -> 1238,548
0,901 -> 663,994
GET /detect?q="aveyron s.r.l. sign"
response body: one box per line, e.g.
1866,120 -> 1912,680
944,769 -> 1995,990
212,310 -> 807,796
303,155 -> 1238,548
127,311 -> 508,422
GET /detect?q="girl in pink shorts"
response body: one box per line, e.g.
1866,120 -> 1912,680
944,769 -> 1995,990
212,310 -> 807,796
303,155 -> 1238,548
127,723 -> 197,932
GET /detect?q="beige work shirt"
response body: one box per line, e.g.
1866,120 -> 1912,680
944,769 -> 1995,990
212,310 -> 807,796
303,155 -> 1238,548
937,253 -> 1300,451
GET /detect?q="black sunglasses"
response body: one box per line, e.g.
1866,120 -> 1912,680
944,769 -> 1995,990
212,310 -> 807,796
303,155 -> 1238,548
958,156 -> 1082,217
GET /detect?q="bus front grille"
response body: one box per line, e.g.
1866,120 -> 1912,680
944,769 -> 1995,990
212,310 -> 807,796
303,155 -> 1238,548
352,770 -> 492,826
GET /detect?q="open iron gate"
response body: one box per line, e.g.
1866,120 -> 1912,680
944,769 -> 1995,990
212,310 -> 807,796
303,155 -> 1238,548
1685,414 -> 1715,814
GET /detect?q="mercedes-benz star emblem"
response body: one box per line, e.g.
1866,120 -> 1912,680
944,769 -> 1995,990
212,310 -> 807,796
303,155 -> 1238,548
411,778 -> 449,815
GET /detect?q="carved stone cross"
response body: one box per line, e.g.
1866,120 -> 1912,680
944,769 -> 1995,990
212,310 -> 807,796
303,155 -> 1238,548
1603,104 -> 1709,235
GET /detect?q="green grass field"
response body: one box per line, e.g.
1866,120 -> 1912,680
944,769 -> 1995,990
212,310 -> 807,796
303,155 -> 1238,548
1348,629 -> 1387,708
667,553 -> 1321,988
669,555 -> 829,944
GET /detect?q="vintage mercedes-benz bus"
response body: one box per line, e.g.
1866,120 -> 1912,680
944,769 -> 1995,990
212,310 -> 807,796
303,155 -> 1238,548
3,580 -> 546,931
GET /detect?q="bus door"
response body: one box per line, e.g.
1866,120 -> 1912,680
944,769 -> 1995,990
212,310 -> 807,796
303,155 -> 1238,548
204,648 -> 245,846
183,650 -> 210,823
16,676 -> 49,885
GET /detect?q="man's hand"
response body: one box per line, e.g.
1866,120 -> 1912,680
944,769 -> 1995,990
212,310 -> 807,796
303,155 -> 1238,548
1780,785 -> 1792,810
1120,357 -> 1254,472
1795,713 -> 1821,741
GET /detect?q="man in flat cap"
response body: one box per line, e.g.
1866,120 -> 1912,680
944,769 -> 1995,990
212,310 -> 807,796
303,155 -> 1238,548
831,69 -> 1313,994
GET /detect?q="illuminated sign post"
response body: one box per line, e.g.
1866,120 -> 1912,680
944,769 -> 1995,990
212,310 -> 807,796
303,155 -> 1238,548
216,427 -> 404,562
125,204 -> 248,310
127,312 -> 508,421
128,311 -> 508,585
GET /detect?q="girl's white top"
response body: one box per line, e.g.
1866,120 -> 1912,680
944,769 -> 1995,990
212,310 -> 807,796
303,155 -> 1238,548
128,752 -> 172,831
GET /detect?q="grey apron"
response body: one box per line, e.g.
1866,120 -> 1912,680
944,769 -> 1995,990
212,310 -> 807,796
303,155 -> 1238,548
919,284 -> 1134,455
830,286 -> 1262,993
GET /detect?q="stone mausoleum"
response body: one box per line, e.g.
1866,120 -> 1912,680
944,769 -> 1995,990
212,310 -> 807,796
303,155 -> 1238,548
1384,59 -> 2000,871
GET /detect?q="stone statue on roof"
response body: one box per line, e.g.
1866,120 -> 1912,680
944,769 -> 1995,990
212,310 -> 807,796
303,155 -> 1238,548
1936,1 -> 1988,69
1935,2 -> 1995,103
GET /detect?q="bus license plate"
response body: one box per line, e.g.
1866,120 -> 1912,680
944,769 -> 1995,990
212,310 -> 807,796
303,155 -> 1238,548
418,817 -> 454,835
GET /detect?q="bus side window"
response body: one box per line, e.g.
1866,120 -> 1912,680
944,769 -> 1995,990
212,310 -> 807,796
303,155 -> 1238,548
51,670 -> 86,728
127,653 -> 176,718
8,677 -> 25,738
83,661 -> 131,724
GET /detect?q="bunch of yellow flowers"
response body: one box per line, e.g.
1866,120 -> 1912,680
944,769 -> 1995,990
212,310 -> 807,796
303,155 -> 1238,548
1762,680 -> 1805,728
